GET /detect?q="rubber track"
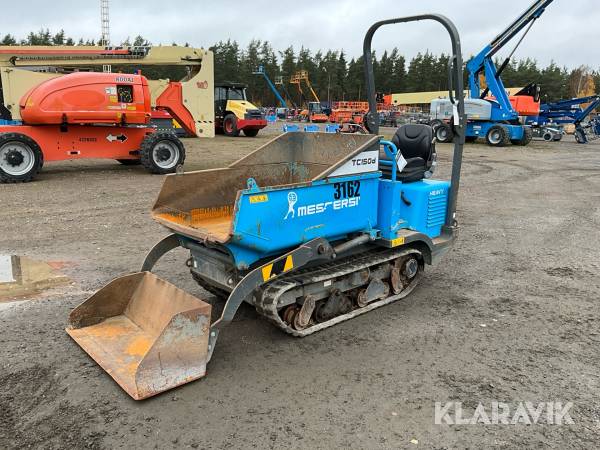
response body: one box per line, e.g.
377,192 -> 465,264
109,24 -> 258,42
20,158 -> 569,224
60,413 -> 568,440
255,247 -> 423,337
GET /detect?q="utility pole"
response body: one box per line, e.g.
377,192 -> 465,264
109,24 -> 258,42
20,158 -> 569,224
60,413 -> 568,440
100,0 -> 111,73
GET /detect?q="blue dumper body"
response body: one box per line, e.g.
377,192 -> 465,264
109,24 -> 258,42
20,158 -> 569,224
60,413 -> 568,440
152,132 -> 449,270
377,178 -> 449,241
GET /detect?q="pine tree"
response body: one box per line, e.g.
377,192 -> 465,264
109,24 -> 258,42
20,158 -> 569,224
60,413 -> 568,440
133,35 -> 151,47
1,34 -> 17,45
336,50 -> 347,100
435,54 -> 450,92
239,40 -> 261,103
346,57 -> 365,100
258,41 -> 279,105
24,30 -> 52,45
405,53 -> 423,92
390,50 -> 406,93
318,50 -> 339,104
539,62 -> 569,102
5,28 -> 582,106
381,50 -> 396,93
210,40 -> 241,85
52,30 -> 66,45
279,47 -> 296,77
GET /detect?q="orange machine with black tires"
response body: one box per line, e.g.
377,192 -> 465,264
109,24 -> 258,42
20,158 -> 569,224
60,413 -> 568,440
0,72 -> 190,183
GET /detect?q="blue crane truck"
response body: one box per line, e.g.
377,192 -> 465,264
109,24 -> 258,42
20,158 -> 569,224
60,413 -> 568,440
431,0 -> 554,147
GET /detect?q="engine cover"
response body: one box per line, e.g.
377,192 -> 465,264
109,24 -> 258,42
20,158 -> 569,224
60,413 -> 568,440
430,98 -> 492,121
20,72 -> 151,125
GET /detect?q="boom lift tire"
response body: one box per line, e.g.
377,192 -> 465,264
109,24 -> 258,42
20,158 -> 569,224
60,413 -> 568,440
512,126 -> 533,146
435,123 -> 454,143
486,125 -> 510,147
362,113 -> 373,134
223,114 -> 240,137
574,128 -> 586,144
0,132 -> 43,183
429,119 -> 443,131
140,132 -> 186,174
542,131 -> 553,141
243,129 -> 259,137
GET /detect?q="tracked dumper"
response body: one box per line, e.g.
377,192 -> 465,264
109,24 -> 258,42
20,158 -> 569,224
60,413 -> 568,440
67,14 -> 466,399
151,132 -> 429,337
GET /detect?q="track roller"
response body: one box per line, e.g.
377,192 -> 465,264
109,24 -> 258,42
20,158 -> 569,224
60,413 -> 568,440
255,248 -> 425,337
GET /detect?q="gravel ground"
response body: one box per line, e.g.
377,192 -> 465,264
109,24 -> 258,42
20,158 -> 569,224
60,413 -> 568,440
1,127 -> 599,449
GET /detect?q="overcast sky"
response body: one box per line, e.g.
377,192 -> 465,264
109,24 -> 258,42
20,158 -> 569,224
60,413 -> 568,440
2,0 -> 598,69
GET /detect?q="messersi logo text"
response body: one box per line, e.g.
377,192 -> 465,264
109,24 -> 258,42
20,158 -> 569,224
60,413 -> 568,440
284,191 -> 360,220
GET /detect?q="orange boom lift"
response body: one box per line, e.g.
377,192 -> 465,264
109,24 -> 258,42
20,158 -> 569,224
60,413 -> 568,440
290,70 -> 328,123
0,72 -> 196,182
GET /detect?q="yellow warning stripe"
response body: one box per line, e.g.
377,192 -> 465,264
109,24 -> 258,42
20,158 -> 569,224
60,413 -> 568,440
283,255 -> 294,272
261,265 -> 272,282
262,255 -> 294,281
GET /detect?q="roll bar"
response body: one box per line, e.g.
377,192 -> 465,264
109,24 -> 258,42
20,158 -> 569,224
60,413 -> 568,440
363,14 -> 466,230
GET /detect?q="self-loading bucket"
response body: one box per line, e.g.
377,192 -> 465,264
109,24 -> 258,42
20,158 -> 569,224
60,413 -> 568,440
66,272 -> 211,400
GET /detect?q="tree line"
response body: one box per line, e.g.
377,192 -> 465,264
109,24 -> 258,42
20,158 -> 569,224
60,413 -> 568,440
2,29 -> 599,106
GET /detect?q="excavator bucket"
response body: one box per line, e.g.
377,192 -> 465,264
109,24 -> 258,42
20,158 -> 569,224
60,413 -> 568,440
66,272 -> 211,400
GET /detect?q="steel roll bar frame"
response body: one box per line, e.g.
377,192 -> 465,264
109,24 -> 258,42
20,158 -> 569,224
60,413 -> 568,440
362,14 -> 466,230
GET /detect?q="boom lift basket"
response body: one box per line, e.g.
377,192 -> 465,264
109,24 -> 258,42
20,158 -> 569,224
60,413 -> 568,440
66,272 -> 212,400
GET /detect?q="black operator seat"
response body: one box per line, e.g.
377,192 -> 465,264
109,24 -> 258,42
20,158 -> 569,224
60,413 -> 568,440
379,123 -> 436,182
